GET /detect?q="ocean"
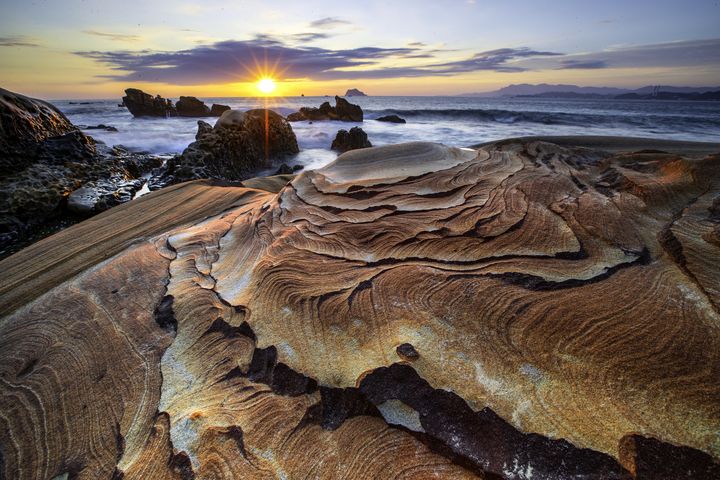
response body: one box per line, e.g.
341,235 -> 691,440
56,96 -> 720,172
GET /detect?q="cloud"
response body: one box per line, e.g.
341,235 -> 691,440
309,17 -> 352,29
431,48 -> 562,73
75,37 -> 563,84
0,35 -> 40,48
556,59 -> 608,69
538,38 -> 720,70
83,30 -> 141,42
289,32 -> 332,42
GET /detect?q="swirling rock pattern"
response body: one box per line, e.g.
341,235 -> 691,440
1,139 -> 719,479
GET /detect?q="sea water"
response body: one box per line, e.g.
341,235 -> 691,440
56,96 -> 720,172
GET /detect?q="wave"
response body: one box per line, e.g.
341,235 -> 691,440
366,108 -> 720,129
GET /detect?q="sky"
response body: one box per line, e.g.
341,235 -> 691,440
1,0 -> 719,99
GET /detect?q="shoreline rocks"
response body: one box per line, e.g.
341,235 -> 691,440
287,96 -> 363,122
149,109 -> 299,188
376,114 -> 406,124
122,89 -> 231,118
0,88 -> 164,257
122,88 -> 177,117
331,126 -> 372,152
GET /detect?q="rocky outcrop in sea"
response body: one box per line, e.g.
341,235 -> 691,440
345,88 -> 367,96
149,109 -> 299,188
122,89 -> 230,118
376,114 -> 406,123
331,126 -> 372,152
287,96 -> 363,122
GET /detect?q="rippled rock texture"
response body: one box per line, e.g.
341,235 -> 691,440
1,140 -> 719,479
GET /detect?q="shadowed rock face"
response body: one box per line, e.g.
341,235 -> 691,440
176,96 -> 211,117
287,95 -> 363,122
0,88 -> 92,175
150,109 -> 299,188
1,140 -> 719,479
122,88 -> 177,117
331,126 -> 372,152
0,89 -> 161,257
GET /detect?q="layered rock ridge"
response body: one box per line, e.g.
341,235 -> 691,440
1,140 -> 719,479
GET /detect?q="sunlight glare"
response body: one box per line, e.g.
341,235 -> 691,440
257,78 -> 276,94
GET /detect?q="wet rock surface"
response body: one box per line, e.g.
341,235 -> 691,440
122,89 -> 232,118
176,96 -> 211,117
149,108 -> 299,189
376,114 -> 407,123
122,88 -> 177,117
331,126 -> 372,152
0,89 -> 164,258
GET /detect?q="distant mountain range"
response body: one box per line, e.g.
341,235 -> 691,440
460,83 -> 720,100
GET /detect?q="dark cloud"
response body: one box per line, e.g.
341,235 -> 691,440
309,17 -> 352,29
290,32 -> 332,42
530,38 -> 720,70
407,42 -> 427,47
0,35 -> 39,47
75,37 -> 563,84
557,59 -> 608,69
83,30 -> 141,42
431,48 -> 562,73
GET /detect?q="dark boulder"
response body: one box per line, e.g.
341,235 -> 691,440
150,109 -> 299,187
287,96 -> 363,122
83,124 -> 119,132
122,88 -> 177,117
176,96 -> 211,117
210,104 -> 231,116
335,96 -> 363,122
196,120 -> 213,140
331,127 -> 372,153
376,114 -> 406,124
274,163 -> 304,175
0,88 -> 85,176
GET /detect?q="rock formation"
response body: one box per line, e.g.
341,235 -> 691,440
0,88 -> 163,257
176,96 -> 211,117
1,139 -> 718,479
287,96 -> 363,122
149,109 -> 299,188
376,114 -> 406,123
345,88 -> 367,96
331,126 -> 372,152
122,88 -> 177,117
123,90 -> 230,118
210,103 -> 231,116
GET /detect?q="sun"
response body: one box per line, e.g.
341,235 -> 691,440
256,78 -> 276,95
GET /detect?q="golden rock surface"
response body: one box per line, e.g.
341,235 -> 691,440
1,139 -> 719,479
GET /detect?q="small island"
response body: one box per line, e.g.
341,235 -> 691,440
345,88 -> 367,97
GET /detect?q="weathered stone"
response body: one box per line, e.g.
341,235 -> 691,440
122,88 -> 177,117
150,109 -> 299,187
176,96 -> 211,117
210,104 -> 231,116
331,126 -> 372,152
287,96 -> 363,122
376,114 -> 406,123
